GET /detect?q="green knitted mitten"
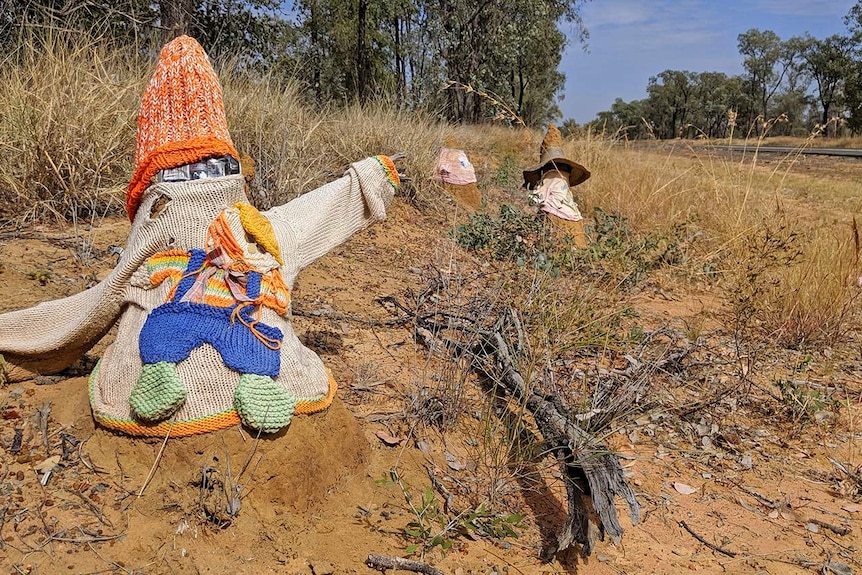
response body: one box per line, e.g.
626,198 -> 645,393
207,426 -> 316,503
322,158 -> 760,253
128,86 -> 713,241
130,361 -> 187,421
234,373 -> 297,433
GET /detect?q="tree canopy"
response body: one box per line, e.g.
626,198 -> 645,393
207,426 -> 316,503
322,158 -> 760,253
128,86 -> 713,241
588,2 -> 862,139
0,0 -> 588,127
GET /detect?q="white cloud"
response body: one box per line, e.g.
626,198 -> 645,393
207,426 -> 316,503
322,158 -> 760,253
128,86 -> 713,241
752,0 -> 854,18
580,1 -> 653,28
580,0 -> 725,53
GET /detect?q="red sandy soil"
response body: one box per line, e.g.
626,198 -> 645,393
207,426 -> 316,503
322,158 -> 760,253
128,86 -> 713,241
0,156 -> 860,575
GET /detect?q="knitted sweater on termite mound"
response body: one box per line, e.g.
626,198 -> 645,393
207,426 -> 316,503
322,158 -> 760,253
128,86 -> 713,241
0,156 -> 399,436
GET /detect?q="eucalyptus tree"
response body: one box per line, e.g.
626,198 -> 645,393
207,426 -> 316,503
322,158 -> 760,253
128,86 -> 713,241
0,0 -> 156,50
644,70 -> 698,139
737,29 -> 796,128
799,33 -> 856,134
691,72 -> 746,138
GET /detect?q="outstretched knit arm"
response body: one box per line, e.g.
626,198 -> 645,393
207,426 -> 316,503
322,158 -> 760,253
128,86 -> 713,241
0,218 -> 167,380
0,282 -> 120,380
262,156 -> 399,275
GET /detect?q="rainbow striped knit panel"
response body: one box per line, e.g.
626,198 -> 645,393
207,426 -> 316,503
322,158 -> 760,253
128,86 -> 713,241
139,248 -> 282,375
130,211 -> 295,433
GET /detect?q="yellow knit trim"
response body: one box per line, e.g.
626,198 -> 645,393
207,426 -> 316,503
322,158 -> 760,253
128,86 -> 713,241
235,202 -> 283,265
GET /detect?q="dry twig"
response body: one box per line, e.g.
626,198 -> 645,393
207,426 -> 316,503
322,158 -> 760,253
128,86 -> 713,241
138,422 -> 173,497
679,520 -> 737,557
807,518 -> 851,536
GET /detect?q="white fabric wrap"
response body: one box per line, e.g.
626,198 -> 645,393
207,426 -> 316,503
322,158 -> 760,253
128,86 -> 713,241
0,157 -> 395,426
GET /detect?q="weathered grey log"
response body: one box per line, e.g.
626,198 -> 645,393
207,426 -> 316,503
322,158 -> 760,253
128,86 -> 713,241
366,554 -> 445,575
482,331 -> 639,557
402,292 -> 641,559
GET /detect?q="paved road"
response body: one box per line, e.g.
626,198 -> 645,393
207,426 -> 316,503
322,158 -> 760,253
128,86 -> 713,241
705,145 -> 862,158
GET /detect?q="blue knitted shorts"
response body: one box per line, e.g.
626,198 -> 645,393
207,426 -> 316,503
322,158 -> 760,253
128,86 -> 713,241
138,302 -> 282,377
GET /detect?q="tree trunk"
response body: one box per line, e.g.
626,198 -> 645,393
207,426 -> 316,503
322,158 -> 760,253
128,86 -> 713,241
159,0 -> 194,43
356,0 -> 368,104
394,16 -> 405,106
310,0 -> 321,101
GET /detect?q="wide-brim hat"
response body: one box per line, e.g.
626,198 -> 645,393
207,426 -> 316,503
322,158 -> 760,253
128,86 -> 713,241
522,147 -> 590,188
523,123 -> 591,189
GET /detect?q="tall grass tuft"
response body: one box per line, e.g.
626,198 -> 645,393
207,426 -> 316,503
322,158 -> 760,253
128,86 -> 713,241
0,31 -> 143,224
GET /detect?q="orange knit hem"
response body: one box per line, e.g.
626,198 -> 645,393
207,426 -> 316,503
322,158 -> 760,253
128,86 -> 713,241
94,409 -> 241,437
127,136 -> 240,220
294,373 -> 338,415
92,374 -> 338,437
374,155 -> 400,188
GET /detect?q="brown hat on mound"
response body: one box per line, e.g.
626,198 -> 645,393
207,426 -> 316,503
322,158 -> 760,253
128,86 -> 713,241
522,123 -> 590,189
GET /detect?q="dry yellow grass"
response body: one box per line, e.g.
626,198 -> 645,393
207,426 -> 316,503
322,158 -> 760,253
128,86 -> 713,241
0,32 -> 142,224
0,31 -> 857,352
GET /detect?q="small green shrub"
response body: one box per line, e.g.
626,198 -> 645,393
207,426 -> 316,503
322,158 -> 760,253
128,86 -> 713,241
775,379 -> 840,424
375,468 -> 523,557
455,204 -> 543,262
491,156 -> 521,189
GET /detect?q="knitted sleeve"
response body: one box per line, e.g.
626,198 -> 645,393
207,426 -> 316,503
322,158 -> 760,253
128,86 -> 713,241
0,219 -> 167,380
263,155 -> 399,274
0,279 -> 125,380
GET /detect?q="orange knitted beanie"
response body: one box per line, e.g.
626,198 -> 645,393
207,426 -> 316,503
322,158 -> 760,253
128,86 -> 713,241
126,35 -> 240,220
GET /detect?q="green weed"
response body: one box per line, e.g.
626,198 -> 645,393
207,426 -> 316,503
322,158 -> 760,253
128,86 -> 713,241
375,468 -> 523,557
775,379 -> 840,424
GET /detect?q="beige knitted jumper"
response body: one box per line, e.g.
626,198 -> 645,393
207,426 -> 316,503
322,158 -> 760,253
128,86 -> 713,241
0,156 -> 398,435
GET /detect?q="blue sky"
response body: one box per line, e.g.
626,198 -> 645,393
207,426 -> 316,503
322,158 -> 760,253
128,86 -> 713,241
560,0 -> 858,123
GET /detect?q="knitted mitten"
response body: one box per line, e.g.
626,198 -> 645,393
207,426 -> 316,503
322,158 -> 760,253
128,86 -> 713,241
130,361 -> 186,420
234,373 -> 298,432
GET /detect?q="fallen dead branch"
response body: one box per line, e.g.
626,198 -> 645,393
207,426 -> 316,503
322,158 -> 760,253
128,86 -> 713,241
383,275 -> 647,558
366,554 -> 445,575
806,518 -> 851,537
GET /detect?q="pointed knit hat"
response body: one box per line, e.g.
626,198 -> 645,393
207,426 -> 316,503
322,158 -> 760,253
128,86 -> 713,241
126,35 -> 240,220
522,123 -> 590,189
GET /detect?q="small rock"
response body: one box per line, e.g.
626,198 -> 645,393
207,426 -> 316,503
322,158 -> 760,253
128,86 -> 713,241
674,482 -> 697,495
740,454 -> 753,470
311,560 -> 335,575
805,522 -> 820,533
814,411 -> 835,425
445,451 -> 466,471
596,554 -> 613,562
